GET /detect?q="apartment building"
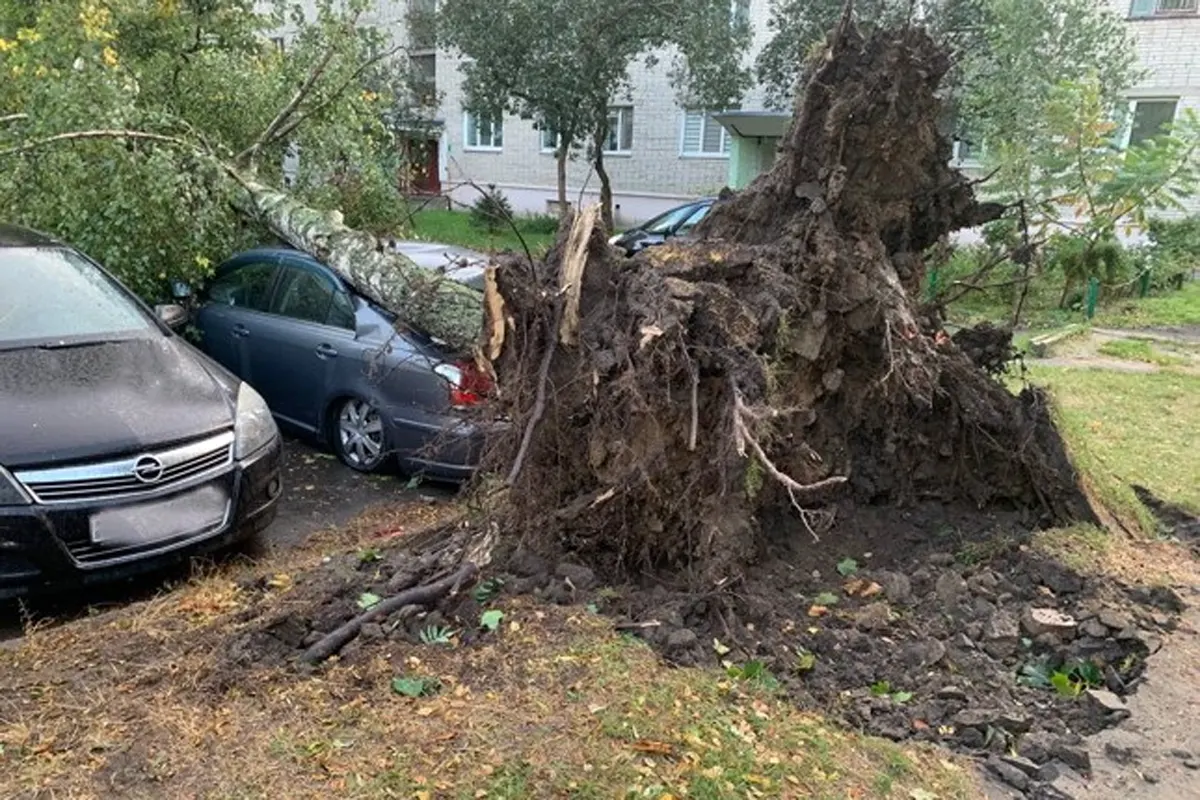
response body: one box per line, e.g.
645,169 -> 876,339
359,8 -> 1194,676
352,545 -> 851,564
279,1 -> 1200,224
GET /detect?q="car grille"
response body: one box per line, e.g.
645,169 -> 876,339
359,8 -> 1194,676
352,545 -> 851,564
14,431 -> 235,505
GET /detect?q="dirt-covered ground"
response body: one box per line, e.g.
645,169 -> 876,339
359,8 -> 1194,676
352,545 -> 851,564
224,492 -> 1200,800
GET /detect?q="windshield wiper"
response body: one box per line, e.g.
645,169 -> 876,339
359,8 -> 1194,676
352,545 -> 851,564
33,338 -> 126,351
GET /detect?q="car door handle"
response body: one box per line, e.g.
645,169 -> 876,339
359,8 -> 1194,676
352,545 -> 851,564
315,343 -> 339,359
232,324 -> 250,338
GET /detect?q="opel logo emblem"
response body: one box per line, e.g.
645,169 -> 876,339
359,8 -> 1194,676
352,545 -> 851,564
132,455 -> 165,484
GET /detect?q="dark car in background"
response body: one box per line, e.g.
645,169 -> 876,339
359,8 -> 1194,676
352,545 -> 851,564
0,224 -> 283,599
608,198 -> 714,256
192,246 -> 494,480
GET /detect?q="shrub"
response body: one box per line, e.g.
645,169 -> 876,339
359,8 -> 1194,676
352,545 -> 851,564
469,184 -> 514,233
520,213 -> 560,236
1146,216 -> 1200,290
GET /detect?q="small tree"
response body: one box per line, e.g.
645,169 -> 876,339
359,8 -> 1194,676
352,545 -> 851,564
438,0 -> 752,231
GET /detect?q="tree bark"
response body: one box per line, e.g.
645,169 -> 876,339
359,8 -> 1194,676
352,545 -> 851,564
555,143 -> 570,218
235,177 -> 483,354
591,123 -> 614,234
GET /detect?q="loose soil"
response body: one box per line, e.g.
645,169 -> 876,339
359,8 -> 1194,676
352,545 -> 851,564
226,497 -> 1198,799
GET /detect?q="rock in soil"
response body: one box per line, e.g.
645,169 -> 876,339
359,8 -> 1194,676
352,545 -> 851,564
1021,607 -> 1078,638
987,755 -> 1031,791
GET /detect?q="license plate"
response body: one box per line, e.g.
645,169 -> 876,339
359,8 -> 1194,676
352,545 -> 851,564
90,484 -> 230,547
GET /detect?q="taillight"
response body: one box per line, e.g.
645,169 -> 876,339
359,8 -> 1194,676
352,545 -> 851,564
433,360 -> 493,408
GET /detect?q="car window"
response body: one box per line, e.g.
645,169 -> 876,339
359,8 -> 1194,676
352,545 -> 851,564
328,289 -> 356,330
644,203 -> 701,235
0,246 -> 156,349
676,204 -> 711,235
272,265 -> 336,325
207,261 -> 277,311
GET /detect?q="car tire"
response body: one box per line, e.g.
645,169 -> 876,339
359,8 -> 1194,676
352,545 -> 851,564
330,396 -> 390,473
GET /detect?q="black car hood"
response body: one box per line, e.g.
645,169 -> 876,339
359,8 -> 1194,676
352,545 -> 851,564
0,335 -> 237,468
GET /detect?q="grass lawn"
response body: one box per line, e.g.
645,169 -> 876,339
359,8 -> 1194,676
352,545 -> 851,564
948,280 -> 1200,332
407,208 -> 557,256
0,507 -> 976,800
1094,338 -> 1190,367
1024,365 -> 1200,526
1090,280 -> 1200,329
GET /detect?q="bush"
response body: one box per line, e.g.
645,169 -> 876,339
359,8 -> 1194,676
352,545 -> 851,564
1146,216 -> 1200,290
469,184 -> 514,233
519,213 -> 560,236
1044,233 -> 1133,307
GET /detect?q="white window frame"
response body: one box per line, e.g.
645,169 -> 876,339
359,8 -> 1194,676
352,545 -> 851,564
1122,97 -> 1179,149
679,111 -> 731,159
604,106 -> 634,155
463,110 -> 503,152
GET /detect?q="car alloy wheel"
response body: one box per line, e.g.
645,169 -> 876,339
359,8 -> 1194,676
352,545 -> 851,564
334,398 -> 387,472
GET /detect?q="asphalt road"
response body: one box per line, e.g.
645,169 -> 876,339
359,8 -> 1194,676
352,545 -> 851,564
0,435 -> 454,640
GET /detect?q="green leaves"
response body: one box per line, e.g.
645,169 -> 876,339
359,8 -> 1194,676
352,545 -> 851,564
480,609 -> 504,632
836,558 -> 859,577
473,577 -> 505,604
391,676 -> 441,698
419,625 -> 456,645
356,592 -> 382,610
813,591 -> 839,606
869,680 -> 913,704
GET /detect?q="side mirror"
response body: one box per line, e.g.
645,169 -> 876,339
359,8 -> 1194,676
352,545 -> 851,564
155,303 -> 189,331
171,280 -> 193,300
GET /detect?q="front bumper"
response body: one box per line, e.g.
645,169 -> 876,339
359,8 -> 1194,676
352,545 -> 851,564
0,436 -> 283,600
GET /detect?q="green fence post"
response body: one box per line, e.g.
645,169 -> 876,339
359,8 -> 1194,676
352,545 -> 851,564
1139,269 -> 1151,298
1085,277 -> 1099,320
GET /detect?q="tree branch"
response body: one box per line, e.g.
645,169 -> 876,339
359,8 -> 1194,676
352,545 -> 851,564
267,43 -> 407,148
0,113 -> 29,126
0,129 -> 197,159
236,44 -> 340,166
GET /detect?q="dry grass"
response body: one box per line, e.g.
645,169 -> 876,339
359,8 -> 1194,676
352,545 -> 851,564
0,505 -> 979,800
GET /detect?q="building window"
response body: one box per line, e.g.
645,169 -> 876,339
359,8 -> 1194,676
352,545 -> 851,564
1129,0 -> 1198,16
539,124 -> 562,152
681,111 -> 731,157
464,111 -> 503,150
604,106 -> 634,154
1127,99 -> 1178,147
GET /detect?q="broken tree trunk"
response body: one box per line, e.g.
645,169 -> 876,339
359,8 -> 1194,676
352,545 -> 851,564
475,22 -> 1095,583
237,178 -> 484,354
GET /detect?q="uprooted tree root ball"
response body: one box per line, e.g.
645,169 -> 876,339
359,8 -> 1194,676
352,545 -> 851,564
291,22 -> 1101,668
480,22 -> 1093,582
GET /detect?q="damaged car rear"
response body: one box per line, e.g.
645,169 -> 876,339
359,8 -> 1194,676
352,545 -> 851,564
0,223 -> 283,599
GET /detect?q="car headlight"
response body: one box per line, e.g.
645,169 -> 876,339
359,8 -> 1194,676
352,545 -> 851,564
0,466 -> 31,506
234,382 -> 279,460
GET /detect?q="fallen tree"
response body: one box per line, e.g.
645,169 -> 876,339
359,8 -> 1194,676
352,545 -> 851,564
291,20 -> 1097,663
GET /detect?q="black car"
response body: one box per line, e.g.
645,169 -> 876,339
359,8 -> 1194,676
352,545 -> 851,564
0,224 -> 284,599
608,198 -> 714,256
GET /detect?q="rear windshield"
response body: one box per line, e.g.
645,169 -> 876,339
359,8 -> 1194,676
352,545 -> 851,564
644,203 -> 705,235
0,246 -> 155,350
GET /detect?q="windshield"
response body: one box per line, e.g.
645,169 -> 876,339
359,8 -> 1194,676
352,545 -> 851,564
643,203 -> 704,235
0,246 -> 156,350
